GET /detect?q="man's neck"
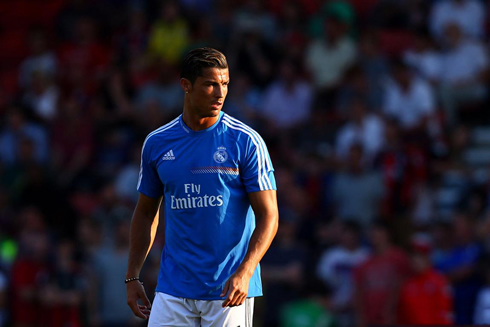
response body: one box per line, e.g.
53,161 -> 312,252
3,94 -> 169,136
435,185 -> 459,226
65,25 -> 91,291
182,109 -> 220,131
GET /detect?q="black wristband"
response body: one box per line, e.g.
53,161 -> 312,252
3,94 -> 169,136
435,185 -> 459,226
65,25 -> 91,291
125,277 -> 142,284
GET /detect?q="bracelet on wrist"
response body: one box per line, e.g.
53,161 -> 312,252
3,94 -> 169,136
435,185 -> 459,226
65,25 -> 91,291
125,277 -> 142,284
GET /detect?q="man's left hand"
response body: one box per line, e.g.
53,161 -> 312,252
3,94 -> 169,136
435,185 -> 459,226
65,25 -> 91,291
220,272 -> 250,307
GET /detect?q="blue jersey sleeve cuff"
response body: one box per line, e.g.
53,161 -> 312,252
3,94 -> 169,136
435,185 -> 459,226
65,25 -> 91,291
244,171 -> 276,193
137,188 -> 163,199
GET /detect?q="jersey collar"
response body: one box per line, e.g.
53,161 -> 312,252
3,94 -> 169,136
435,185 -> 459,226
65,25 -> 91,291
179,111 -> 224,137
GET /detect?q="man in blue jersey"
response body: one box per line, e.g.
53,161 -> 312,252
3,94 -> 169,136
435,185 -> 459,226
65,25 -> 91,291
125,47 -> 279,326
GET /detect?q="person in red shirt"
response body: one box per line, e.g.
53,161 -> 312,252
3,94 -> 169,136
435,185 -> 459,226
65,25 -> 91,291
11,230 -> 51,327
354,220 -> 410,327
397,234 -> 453,325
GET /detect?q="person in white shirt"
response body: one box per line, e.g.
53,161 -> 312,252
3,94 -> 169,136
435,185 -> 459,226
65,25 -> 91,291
403,29 -> 441,83
305,13 -> 356,110
383,60 -> 436,135
317,221 -> 369,327
437,22 -> 489,126
430,0 -> 485,41
336,98 -> 384,164
261,59 -> 313,129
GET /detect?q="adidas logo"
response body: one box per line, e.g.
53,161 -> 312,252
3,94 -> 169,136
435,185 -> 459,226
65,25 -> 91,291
162,150 -> 175,160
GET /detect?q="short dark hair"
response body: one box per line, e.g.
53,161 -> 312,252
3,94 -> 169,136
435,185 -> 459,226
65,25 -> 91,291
180,47 -> 228,84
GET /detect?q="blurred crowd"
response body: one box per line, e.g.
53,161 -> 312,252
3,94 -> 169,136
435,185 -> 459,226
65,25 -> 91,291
1,0 -> 490,326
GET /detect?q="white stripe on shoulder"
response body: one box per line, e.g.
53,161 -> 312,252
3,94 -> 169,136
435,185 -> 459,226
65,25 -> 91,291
141,116 -> 180,151
223,116 -> 273,190
137,116 -> 180,190
223,115 -> 273,188
222,118 -> 265,190
224,114 -> 272,172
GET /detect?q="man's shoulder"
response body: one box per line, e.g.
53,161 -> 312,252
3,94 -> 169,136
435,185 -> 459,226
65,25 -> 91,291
221,113 -> 265,142
143,116 -> 181,147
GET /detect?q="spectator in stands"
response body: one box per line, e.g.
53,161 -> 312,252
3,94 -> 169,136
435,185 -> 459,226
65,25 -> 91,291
280,277 -> 336,327
432,125 -> 472,218
397,234 -> 453,325
0,109 -> 49,165
39,239 -> 84,327
57,17 -> 111,95
113,5 -> 148,64
375,119 -> 428,217
306,9 -> 356,110
354,220 -> 410,327
93,127 -> 131,180
92,219 -> 134,326
222,73 -> 261,126
307,0 -> 355,39
114,145 -> 141,205
335,98 -> 385,164
232,0 -> 278,42
357,31 -> 389,110
18,27 -> 57,90
316,221 -> 369,327
229,23 -> 276,89
437,22 -> 488,126
22,71 -> 59,122
332,144 -> 385,227
11,230 -> 51,326
262,218 -> 307,327
403,29 -> 441,82
430,0 -> 485,41
135,59 -> 183,116
261,59 -> 313,130
91,182 -> 132,248
474,260 -> 490,324
382,59 -> 436,138
147,1 -> 190,65
51,97 -> 94,188
433,213 -> 482,324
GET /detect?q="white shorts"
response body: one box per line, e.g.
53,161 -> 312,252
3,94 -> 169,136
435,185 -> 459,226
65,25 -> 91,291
148,292 -> 254,327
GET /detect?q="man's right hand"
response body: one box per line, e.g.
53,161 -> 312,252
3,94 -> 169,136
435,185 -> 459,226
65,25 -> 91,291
126,280 -> 151,319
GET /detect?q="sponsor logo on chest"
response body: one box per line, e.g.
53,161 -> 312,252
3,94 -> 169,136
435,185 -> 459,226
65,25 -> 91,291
170,183 -> 224,210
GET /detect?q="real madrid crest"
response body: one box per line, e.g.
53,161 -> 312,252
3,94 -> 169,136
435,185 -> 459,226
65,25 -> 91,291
213,146 -> 228,164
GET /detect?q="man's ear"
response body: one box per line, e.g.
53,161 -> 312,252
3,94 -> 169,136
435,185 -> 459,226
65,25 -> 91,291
180,78 -> 192,94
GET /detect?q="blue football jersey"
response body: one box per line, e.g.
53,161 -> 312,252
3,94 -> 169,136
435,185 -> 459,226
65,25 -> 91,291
137,111 -> 276,300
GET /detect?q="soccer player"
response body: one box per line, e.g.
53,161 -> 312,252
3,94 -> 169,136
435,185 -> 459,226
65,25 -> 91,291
125,47 -> 278,327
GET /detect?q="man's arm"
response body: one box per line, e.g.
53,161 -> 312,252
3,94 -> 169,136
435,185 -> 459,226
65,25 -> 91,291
126,193 -> 162,319
221,189 -> 278,307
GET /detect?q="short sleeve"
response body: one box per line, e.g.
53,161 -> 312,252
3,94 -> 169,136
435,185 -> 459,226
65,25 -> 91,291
137,139 -> 163,198
241,134 -> 276,193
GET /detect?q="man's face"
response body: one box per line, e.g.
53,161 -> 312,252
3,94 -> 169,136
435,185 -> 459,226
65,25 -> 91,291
185,67 -> 229,118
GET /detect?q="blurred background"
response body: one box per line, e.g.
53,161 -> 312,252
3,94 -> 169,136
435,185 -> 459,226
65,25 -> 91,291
1,0 -> 490,326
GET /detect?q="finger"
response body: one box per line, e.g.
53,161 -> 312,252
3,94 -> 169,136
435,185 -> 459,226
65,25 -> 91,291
128,299 -> 147,319
138,304 -> 151,313
231,291 -> 245,307
140,289 -> 152,309
220,280 -> 230,297
222,288 -> 236,308
228,291 -> 239,307
236,293 -> 247,306
226,288 -> 243,307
